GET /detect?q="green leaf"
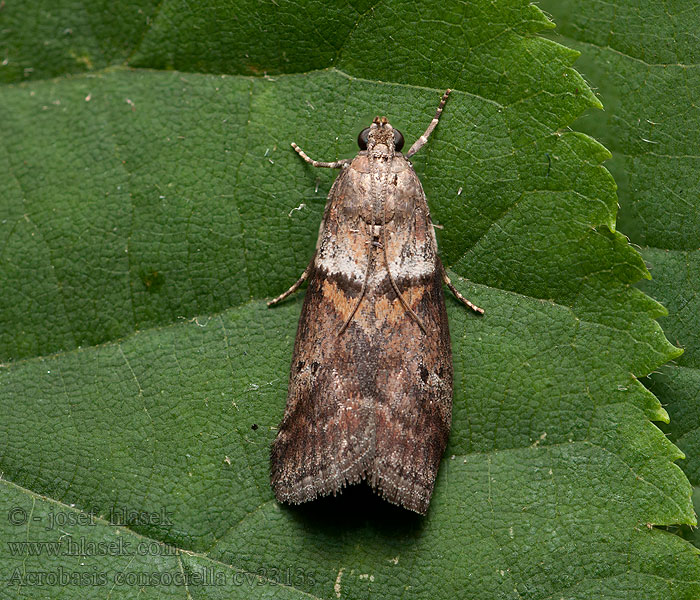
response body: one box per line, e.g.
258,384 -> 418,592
539,0 -> 700,552
1,1 -> 698,598
0,0 -> 163,83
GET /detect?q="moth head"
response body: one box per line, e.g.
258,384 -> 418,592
358,117 -> 405,153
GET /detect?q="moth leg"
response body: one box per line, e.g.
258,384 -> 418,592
291,143 -> 351,169
442,266 -> 484,315
267,261 -> 313,307
405,89 -> 451,158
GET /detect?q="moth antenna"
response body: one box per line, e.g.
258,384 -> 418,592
338,240 -> 373,336
405,89 -> 451,158
381,175 -> 427,334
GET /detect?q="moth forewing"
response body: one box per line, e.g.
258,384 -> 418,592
268,90 -> 482,514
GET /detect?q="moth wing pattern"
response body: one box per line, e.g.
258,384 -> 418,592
270,154 -> 453,515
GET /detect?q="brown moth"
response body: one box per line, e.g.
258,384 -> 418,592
268,90 -> 483,515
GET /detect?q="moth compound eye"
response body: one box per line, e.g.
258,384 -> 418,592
393,129 -> 405,152
358,127 -> 370,150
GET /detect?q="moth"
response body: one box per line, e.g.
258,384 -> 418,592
268,90 -> 483,514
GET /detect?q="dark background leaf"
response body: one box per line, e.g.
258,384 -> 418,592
540,0 -> 700,550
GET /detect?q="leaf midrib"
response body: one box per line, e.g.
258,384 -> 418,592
3,432 -> 689,581
0,274 -> 668,371
0,479 -> 322,600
